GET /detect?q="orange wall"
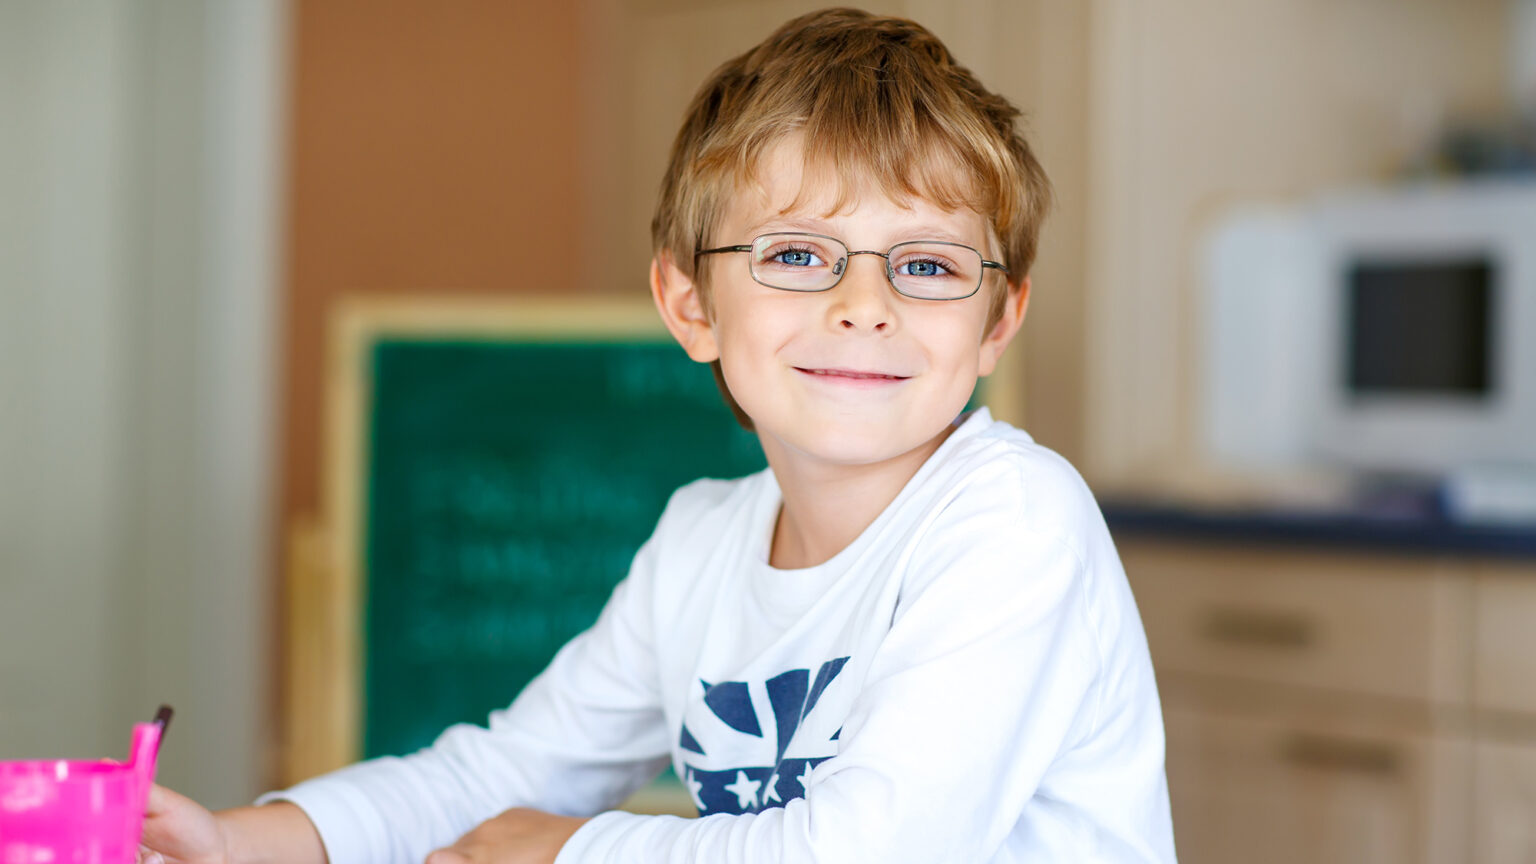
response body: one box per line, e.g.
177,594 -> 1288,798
281,0 -> 586,527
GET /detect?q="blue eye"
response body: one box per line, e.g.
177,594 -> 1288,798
897,258 -> 951,278
774,248 -> 823,267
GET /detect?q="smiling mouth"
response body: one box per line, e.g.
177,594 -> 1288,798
795,367 -> 911,381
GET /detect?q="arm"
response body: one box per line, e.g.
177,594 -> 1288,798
219,803 -> 329,864
260,536 -> 672,864
558,478 -> 1114,862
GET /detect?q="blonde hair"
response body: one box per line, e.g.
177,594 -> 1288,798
652,7 -> 1052,428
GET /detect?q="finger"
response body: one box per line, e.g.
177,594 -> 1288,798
144,782 -> 199,819
145,783 -> 177,815
425,850 -> 472,864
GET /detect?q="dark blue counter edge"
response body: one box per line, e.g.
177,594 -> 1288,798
1101,501 -> 1536,560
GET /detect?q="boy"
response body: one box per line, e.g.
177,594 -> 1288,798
140,8 -> 1175,863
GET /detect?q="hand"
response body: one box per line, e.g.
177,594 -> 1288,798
137,783 -> 228,864
425,808 -> 590,864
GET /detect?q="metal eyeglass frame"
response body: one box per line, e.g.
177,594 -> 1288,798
695,231 -> 1009,301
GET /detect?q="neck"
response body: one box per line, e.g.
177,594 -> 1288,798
763,424 -> 957,570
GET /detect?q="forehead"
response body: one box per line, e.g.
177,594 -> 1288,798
719,136 -> 991,242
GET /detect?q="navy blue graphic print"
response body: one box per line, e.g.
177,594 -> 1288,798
686,758 -> 833,815
703,680 -> 762,737
681,657 -> 849,816
766,669 -> 807,763
678,723 -> 705,755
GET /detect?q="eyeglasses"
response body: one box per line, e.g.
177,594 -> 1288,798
695,232 -> 1008,301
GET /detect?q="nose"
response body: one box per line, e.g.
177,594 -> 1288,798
829,251 -> 895,333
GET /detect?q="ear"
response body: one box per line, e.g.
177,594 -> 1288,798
650,253 -> 719,363
977,276 -> 1030,377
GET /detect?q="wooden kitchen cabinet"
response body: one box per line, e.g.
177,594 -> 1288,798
1117,538 -> 1521,864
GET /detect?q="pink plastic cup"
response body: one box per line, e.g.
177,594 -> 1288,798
0,721 -> 163,864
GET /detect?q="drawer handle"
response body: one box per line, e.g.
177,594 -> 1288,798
1200,607 -> 1314,648
1279,733 -> 1402,777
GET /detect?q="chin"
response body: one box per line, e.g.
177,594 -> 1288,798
783,422 -> 940,467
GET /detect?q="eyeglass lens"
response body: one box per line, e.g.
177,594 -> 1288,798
748,233 -> 983,300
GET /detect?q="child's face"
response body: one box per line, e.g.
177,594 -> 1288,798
660,139 -> 1026,471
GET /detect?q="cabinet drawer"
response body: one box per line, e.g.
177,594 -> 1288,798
1472,564 -> 1536,715
1471,738 -> 1536,864
1165,704 -> 1469,864
1120,541 -> 1469,705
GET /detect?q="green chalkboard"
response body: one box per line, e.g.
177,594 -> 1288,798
362,338 -> 766,759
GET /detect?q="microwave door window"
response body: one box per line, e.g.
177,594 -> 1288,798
1346,258 -> 1494,399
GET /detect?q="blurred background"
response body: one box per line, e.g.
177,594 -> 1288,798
3,1 -> 1536,861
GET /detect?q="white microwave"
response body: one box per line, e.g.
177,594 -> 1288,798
1203,180 -> 1536,484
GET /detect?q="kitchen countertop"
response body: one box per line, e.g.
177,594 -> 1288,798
1101,498 -> 1536,560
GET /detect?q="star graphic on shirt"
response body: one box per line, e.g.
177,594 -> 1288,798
763,771 -> 782,805
797,761 -> 815,791
685,768 -> 705,812
724,770 -> 761,810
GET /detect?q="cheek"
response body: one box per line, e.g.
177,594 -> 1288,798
716,295 -> 796,357
710,301 -> 786,393
924,314 -> 989,371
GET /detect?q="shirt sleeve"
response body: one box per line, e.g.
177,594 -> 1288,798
556,464 -> 1159,863
259,535 -> 672,864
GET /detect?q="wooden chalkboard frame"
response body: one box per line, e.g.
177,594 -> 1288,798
280,295 -> 1026,788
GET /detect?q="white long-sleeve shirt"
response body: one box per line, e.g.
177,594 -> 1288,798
266,409 -> 1177,862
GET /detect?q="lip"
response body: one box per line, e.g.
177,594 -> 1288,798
794,366 -> 912,386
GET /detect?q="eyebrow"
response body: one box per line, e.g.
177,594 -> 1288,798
746,216 -> 980,248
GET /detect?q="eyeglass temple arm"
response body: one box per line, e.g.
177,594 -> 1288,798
695,245 -> 753,259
